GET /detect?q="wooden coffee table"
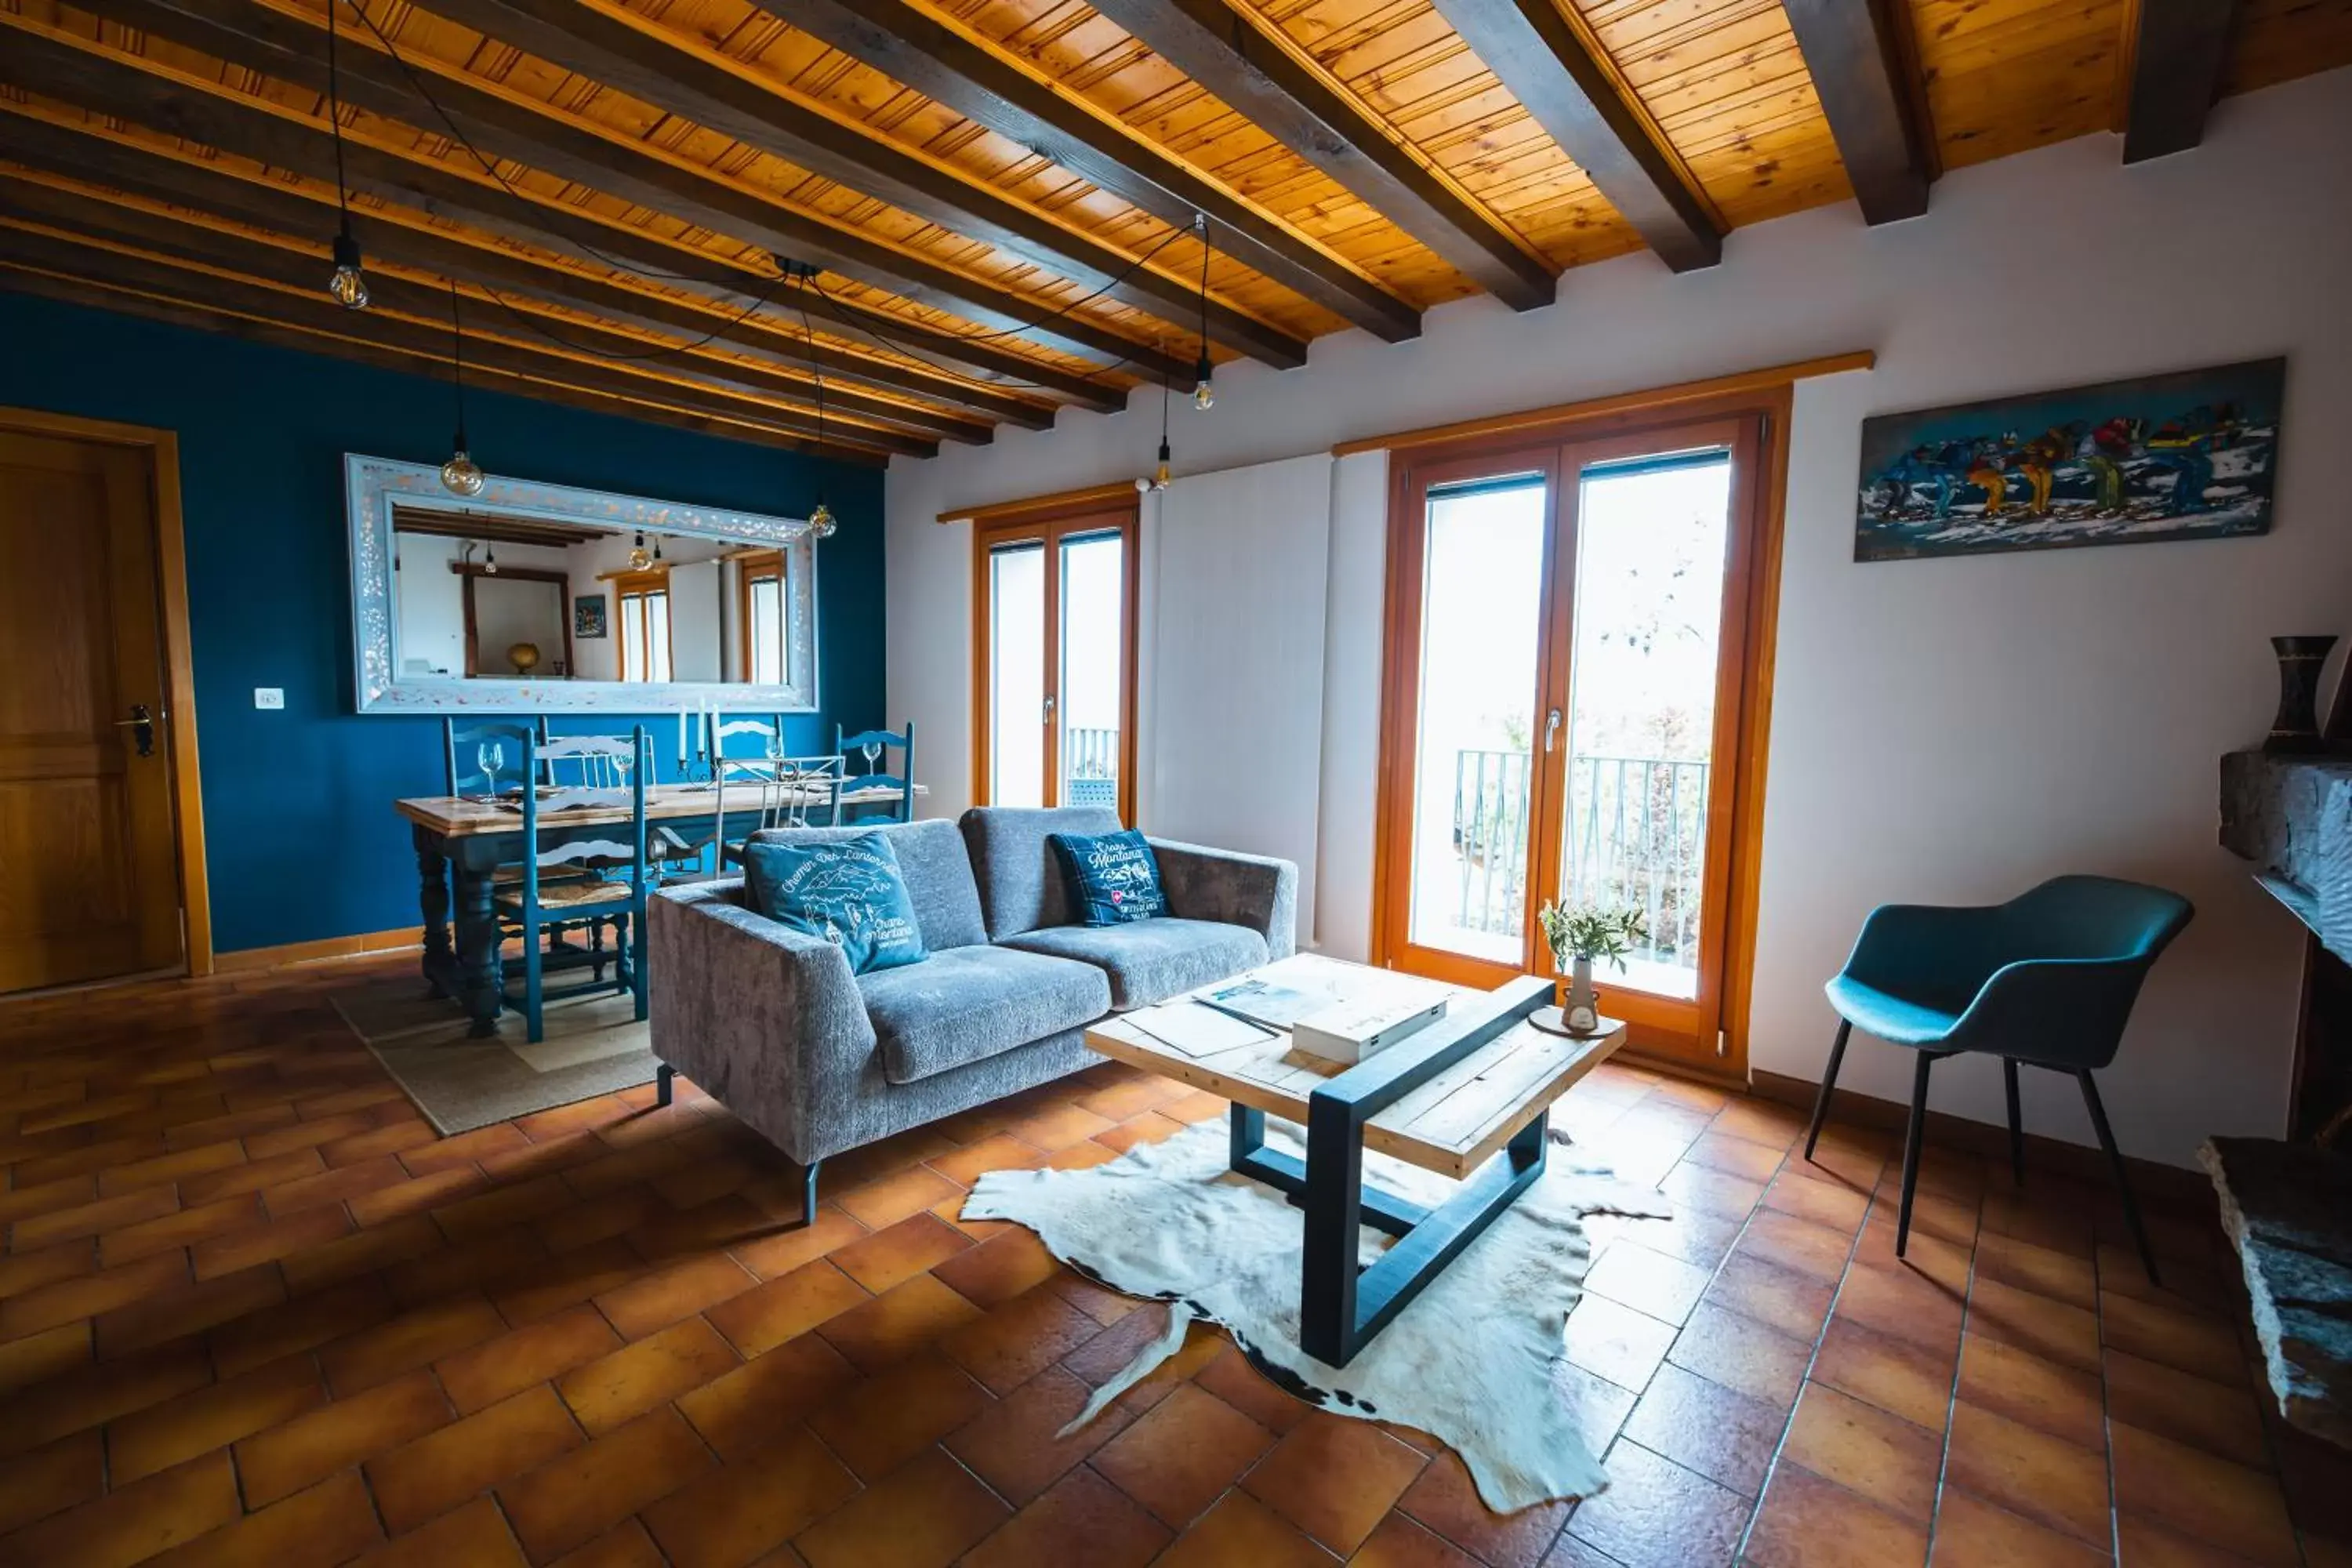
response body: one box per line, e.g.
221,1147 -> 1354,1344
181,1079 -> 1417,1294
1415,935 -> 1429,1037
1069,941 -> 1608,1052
1085,955 -> 1627,1367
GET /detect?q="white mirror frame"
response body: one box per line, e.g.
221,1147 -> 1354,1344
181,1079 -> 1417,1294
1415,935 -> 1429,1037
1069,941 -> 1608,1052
347,454 -> 820,715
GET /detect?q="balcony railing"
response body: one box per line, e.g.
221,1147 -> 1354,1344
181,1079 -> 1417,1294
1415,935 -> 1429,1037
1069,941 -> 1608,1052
1064,725 -> 1120,808
1451,749 -> 1711,971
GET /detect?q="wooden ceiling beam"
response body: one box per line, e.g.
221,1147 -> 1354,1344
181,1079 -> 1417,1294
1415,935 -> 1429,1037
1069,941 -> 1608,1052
30,0 -> 1191,382
1782,0 -> 1935,223
773,0 -> 1419,344
0,125 -> 1003,441
415,0 -> 1308,368
0,213 -> 924,459
0,264 -> 884,462
2122,0 -> 2240,162
1083,0 -> 1557,312
0,171 -> 940,456
0,18 -> 1121,413
1429,0 -> 1722,271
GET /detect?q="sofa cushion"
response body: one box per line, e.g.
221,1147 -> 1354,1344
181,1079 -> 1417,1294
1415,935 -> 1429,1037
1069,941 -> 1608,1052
960,805 -> 1123,940
858,945 -> 1110,1086
1050,829 -> 1167,926
749,818 -> 986,951
740,836 -> 927,975
1000,919 -> 1269,1011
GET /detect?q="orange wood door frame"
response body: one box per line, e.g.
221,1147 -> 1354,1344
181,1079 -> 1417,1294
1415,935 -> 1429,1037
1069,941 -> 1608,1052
1369,387 -> 1793,1080
0,404 -> 210,981
970,499 -> 1141,823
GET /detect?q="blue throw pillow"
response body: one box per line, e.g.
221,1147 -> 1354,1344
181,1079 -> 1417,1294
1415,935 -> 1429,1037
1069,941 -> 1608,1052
1049,829 -> 1167,926
740,834 -> 928,975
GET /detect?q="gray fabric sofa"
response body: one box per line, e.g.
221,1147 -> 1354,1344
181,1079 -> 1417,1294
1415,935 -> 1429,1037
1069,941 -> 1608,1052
647,805 -> 1296,1216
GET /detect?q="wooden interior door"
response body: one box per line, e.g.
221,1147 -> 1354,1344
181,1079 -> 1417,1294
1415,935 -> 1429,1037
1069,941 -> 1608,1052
0,428 -> 183,991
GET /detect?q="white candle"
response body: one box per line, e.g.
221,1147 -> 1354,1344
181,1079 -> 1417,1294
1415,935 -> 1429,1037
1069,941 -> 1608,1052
677,709 -> 688,768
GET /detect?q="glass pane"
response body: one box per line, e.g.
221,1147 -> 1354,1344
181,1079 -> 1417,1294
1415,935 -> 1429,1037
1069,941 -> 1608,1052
1058,532 -> 1125,815
620,594 -> 646,683
647,592 -> 673,684
1557,451 -> 1733,1000
1406,477 -> 1546,963
989,543 -> 1045,808
750,576 -> 783,685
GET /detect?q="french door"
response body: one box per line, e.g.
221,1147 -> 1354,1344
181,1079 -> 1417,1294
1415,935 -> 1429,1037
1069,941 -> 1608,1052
1375,406 -> 1777,1073
973,502 -> 1139,822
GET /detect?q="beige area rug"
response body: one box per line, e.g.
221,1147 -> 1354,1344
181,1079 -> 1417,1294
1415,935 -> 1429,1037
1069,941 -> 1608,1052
330,975 -> 659,1134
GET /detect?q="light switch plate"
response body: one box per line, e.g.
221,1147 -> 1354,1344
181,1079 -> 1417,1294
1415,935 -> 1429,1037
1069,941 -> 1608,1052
253,688 -> 285,710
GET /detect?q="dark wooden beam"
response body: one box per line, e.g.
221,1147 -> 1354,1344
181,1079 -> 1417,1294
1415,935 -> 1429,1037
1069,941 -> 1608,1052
17,2 -> 1189,383
1084,0 -> 1557,312
0,265 -> 884,463
416,0 -> 1307,367
1782,0 -> 1935,223
773,0 -> 1418,343
0,134 -> 1000,442
0,20 -> 1121,413
2123,0 -> 2240,162
0,214 -> 921,460
0,175 -> 938,456
1428,0 -> 1722,271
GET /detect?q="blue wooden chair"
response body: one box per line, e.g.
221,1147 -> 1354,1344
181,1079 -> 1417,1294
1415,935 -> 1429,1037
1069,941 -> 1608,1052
710,713 -> 843,860
491,727 -> 654,1043
836,721 -> 914,823
1809,874 -> 2192,1281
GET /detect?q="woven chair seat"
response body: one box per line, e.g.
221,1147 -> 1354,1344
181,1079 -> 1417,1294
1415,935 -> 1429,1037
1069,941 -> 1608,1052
495,877 -> 638,913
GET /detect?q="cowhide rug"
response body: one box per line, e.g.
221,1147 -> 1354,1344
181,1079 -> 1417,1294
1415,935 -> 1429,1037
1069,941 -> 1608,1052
964,1116 -> 1668,1511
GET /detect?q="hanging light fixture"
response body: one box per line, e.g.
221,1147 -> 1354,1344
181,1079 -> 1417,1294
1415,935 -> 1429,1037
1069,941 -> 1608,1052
439,284 -> 486,496
628,529 -> 652,571
482,540 -> 499,575
793,280 -> 838,539
652,533 -> 664,562
1136,349 -> 1173,493
1191,214 -> 1214,412
323,0 -> 368,310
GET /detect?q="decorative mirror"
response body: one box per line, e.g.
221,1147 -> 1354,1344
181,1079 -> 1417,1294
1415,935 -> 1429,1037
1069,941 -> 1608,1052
346,455 -> 819,715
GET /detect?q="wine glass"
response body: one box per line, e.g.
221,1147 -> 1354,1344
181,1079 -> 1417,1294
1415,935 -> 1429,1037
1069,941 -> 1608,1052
476,741 -> 504,801
862,738 -> 883,775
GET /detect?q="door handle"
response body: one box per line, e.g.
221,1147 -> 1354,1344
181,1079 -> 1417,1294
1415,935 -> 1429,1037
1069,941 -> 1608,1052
1043,695 -> 1056,725
115,704 -> 156,758
1543,708 -> 1562,753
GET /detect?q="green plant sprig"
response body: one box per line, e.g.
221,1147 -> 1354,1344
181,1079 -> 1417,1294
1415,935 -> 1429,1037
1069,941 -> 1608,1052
1537,902 -> 1650,974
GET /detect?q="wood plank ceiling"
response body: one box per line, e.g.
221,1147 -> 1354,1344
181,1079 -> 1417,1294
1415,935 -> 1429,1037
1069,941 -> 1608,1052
0,0 -> 2343,465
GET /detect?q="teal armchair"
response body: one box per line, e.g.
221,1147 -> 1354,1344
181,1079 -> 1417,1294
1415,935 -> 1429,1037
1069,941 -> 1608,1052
1809,875 -> 2193,1280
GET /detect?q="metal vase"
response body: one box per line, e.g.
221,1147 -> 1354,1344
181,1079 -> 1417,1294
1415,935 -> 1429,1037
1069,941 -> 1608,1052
2267,635 -> 2338,754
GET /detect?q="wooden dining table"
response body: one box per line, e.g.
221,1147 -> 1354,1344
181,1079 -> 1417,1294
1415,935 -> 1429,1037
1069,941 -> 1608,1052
397,778 -> 925,1036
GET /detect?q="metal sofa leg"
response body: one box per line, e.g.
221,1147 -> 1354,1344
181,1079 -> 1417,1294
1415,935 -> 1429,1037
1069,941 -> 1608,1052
2003,1058 -> 2026,1186
655,1064 -> 673,1108
801,1159 -> 822,1227
1805,1020 -> 1851,1162
2077,1069 -> 2161,1286
1896,1052 -> 1934,1258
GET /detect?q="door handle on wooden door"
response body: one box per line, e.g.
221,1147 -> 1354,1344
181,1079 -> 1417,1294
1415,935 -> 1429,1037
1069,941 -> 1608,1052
114,704 -> 156,757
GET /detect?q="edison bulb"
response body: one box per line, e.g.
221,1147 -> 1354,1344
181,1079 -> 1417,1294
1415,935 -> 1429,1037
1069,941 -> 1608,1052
1193,379 -> 1214,411
440,449 -> 485,497
627,531 -> 651,571
328,230 -> 368,310
808,500 -> 837,539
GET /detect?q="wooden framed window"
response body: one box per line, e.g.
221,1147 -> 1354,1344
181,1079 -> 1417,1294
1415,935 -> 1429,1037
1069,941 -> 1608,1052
970,497 -> 1140,823
1371,387 -> 1791,1080
734,549 -> 788,686
611,568 -> 672,684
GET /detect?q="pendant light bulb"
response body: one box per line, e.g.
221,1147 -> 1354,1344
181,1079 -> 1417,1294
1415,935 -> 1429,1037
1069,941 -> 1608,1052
328,227 -> 368,310
440,447 -> 484,497
808,499 -> 837,539
1192,352 -> 1214,412
652,533 -> 663,562
1150,441 -> 1172,492
482,541 -> 499,575
628,530 -> 652,572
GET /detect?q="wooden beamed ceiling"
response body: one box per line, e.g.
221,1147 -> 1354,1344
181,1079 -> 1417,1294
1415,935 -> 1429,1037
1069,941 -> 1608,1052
0,0 -> 2341,461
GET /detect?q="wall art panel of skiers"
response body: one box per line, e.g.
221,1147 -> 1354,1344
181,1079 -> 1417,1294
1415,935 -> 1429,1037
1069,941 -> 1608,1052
1854,358 -> 2285,561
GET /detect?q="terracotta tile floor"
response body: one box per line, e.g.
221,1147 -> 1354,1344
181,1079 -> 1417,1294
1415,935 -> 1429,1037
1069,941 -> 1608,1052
0,955 -> 2342,1567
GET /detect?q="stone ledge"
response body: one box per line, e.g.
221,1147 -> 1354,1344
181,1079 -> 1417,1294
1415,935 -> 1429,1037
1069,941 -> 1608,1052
2219,750 -> 2352,964
2201,1135 -> 2352,1449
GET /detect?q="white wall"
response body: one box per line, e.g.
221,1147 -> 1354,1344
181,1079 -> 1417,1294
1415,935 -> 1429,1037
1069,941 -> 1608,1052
885,68 -> 2352,1166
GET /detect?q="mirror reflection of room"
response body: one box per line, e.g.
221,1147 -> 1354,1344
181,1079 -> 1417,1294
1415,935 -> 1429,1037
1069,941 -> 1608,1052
390,506 -> 797,687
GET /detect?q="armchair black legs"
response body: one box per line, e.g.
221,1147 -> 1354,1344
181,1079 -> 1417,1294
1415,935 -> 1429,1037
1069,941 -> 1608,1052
1803,1020 -> 1851,1162
2003,1058 -> 2025,1186
1894,1052 -> 1940,1260
2077,1069 -> 2161,1286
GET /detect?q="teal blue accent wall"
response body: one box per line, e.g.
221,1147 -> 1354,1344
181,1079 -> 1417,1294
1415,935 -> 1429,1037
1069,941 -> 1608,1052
0,289 -> 886,956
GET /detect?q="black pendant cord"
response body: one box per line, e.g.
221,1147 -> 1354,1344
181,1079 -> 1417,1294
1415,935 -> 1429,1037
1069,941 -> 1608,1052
448,281 -> 469,450
793,283 -> 827,452
1194,214 -> 1213,396
326,0 -> 350,229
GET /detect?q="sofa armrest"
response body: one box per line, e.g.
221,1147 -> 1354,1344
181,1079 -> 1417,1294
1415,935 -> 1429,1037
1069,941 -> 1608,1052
648,881 -> 877,1164
1147,840 -> 1298,960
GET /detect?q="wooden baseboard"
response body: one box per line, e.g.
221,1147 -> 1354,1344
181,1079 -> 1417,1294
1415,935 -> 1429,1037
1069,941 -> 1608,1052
1751,1068 -> 2214,1207
213,927 -> 423,974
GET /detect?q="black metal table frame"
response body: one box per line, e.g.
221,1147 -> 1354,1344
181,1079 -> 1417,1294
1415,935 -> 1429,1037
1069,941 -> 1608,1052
1227,975 -> 1555,1367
